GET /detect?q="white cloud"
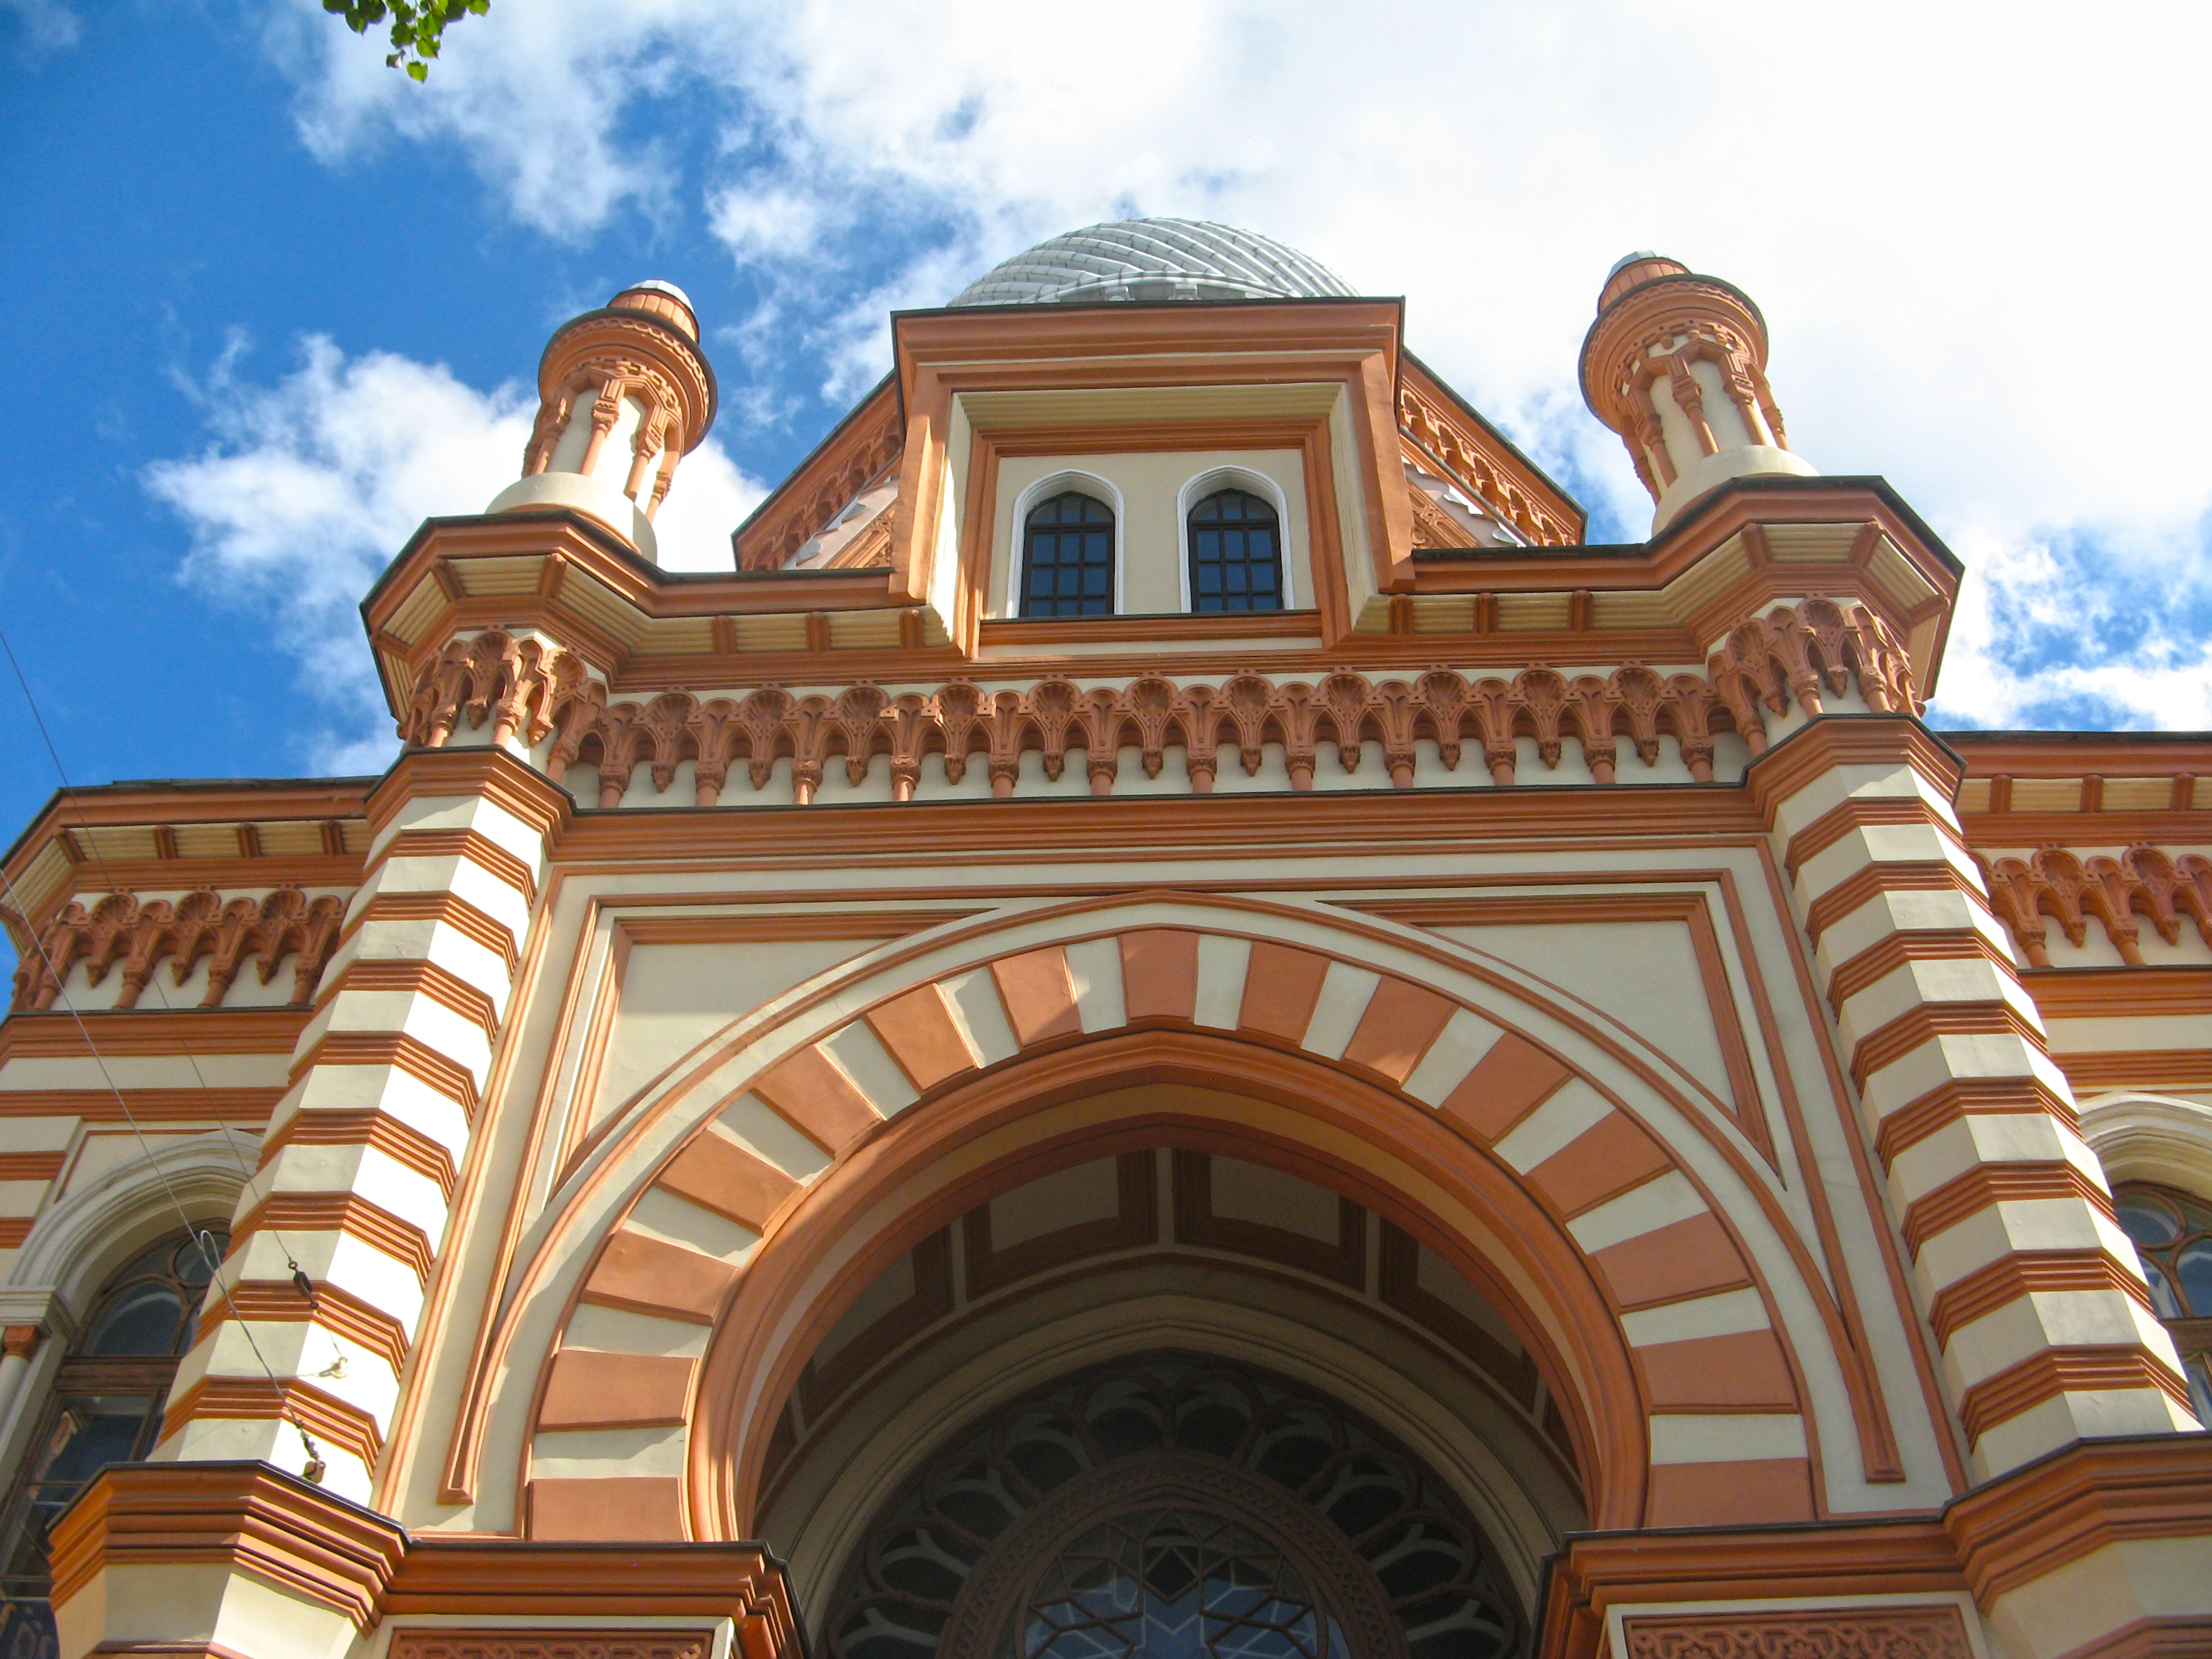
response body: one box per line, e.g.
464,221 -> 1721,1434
146,336 -> 763,771
2,0 -> 79,55
265,0 -> 2212,728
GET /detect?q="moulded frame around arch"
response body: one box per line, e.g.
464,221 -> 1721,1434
1177,464 -> 1296,612
680,1031 -> 1654,1542
1005,469 -> 1126,619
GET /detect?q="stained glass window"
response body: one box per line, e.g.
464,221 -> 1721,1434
1010,1509 -> 1346,1659
0,1227 -> 225,1650
1022,493 -> 1115,618
1187,490 -> 1282,613
2115,1182 -> 2212,1424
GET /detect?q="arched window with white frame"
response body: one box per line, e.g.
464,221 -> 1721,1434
2114,1182 -> 2212,1423
1179,469 -> 1292,613
0,1226 -> 226,1638
1017,490 -> 1117,618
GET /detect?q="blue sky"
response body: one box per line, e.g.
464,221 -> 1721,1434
2,0 -> 2208,853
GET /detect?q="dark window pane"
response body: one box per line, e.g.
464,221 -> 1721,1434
1187,489 -> 1282,613
82,1285 -> 184,1357
1021,492 -> 1115,619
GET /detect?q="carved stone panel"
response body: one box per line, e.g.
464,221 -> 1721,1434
1619,1606 -> 1974,1659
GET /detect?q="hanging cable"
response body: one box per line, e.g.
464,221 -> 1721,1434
0,629 -> 327,1483
0,625 -> 319,1299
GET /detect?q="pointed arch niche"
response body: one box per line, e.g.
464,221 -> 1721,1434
482,895 -> 1914,1571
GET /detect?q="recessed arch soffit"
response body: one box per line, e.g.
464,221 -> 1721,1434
475,891 -> 1903,1537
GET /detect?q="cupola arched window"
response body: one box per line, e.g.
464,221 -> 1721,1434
1187,488 -> 1283,613
0,1228 -> 224,1627
1020,492 -> 1116,618
2115,1182 -> 2212,1423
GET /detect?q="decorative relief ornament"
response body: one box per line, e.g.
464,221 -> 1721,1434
1619,1606 -> 1974,1658
397,597 -> 1917,806
1982,845 -> 2212,966
12,887 -> 346,1012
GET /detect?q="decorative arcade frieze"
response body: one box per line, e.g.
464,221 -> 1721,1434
10,887 -> 347,1012
1979,845 -> 2212,966
397,598 -> 1920,806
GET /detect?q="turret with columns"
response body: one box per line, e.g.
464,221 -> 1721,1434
485,281 -> 717,564
1580,253 -> 1817,531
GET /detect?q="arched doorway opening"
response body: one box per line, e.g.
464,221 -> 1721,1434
822,1353 -> 1524,1659
749,1129 -> 1581,1655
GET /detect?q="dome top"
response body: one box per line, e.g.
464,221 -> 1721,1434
949,217 -> 1355,308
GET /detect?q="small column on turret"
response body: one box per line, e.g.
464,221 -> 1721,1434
486,280 -> 718,564
1579,253 -> 1815,532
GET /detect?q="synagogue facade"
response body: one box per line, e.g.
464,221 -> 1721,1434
0,222 -> 2205,1659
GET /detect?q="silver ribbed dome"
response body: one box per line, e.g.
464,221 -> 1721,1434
949,218 -> 1355,307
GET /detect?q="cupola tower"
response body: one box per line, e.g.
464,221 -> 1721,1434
1579,253 -> 1815,531
487,280 -> 717,563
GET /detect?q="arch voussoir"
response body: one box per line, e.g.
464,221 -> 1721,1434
522,908 -> 1813,1545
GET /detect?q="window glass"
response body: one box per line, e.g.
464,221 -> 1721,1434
1020,493 -> 1115,618
2115,1184 -> 2212,1424
0,1226 -> 225,1619
1188,489 -> 1283,613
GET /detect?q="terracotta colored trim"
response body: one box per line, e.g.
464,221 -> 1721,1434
1235,941 -> 1331,1041
0,1151 -> 64,1182
1824,927 -> 2000,1013
258,1107 -> 460,1198
538,1349 -> 696,1430
1846,1000 -> 2047,1090
750,1045 -> 883,1154
380,827 -> 540,904
0,1087 -> 279,1123
1617,1606 -> 1973,1658
294,1030 -> 482,1119
2020,966 -> 2212,1020
1339,976 -> 1457,1084
379,1539 -> 796,1627
1943,1433 -> 2212,1606
0,1007 -> 308,1059
1119,929 -> 1200,1022
1872,1074 -> 2080,1170
1643,1457 -> 1814,1527
2056,1049 -> 2212,1092
1926,1250 -> 2154,1346
159,1374 -> 383,1471
230,1189 -> 435,1285
529,1477 -> 688,1542
688,1030 -> 1650,1536
367,743 -> 572,842
346,889 -> 520,974
864,983 -> 978,1092
1636,1328 -> 1799,1411
1743,714 -> 1966,816
1801,860 -> 1986,943
1589,1211 -> 1753,1310
45,1461 -> 405,1631
578,1228 -> 740,1324
1958,1346 -> 2193,1445
616,905 -> 982,943
655,1131 -> 799,1233
1439,1030 -> 1572,1142
320,958 -> 503,1042
989,947 -> 1081,1045
1781,792 -> 1965,881
1901,1161 -> 2115,1257
199,1277 -> 411,1372
1526,1115 -> 1676,1219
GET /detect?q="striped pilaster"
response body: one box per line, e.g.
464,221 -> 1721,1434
1750,718 -> 2196,1482
158,751 -> 565,1500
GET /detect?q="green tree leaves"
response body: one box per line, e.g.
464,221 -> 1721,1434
322,0 -> 490,81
